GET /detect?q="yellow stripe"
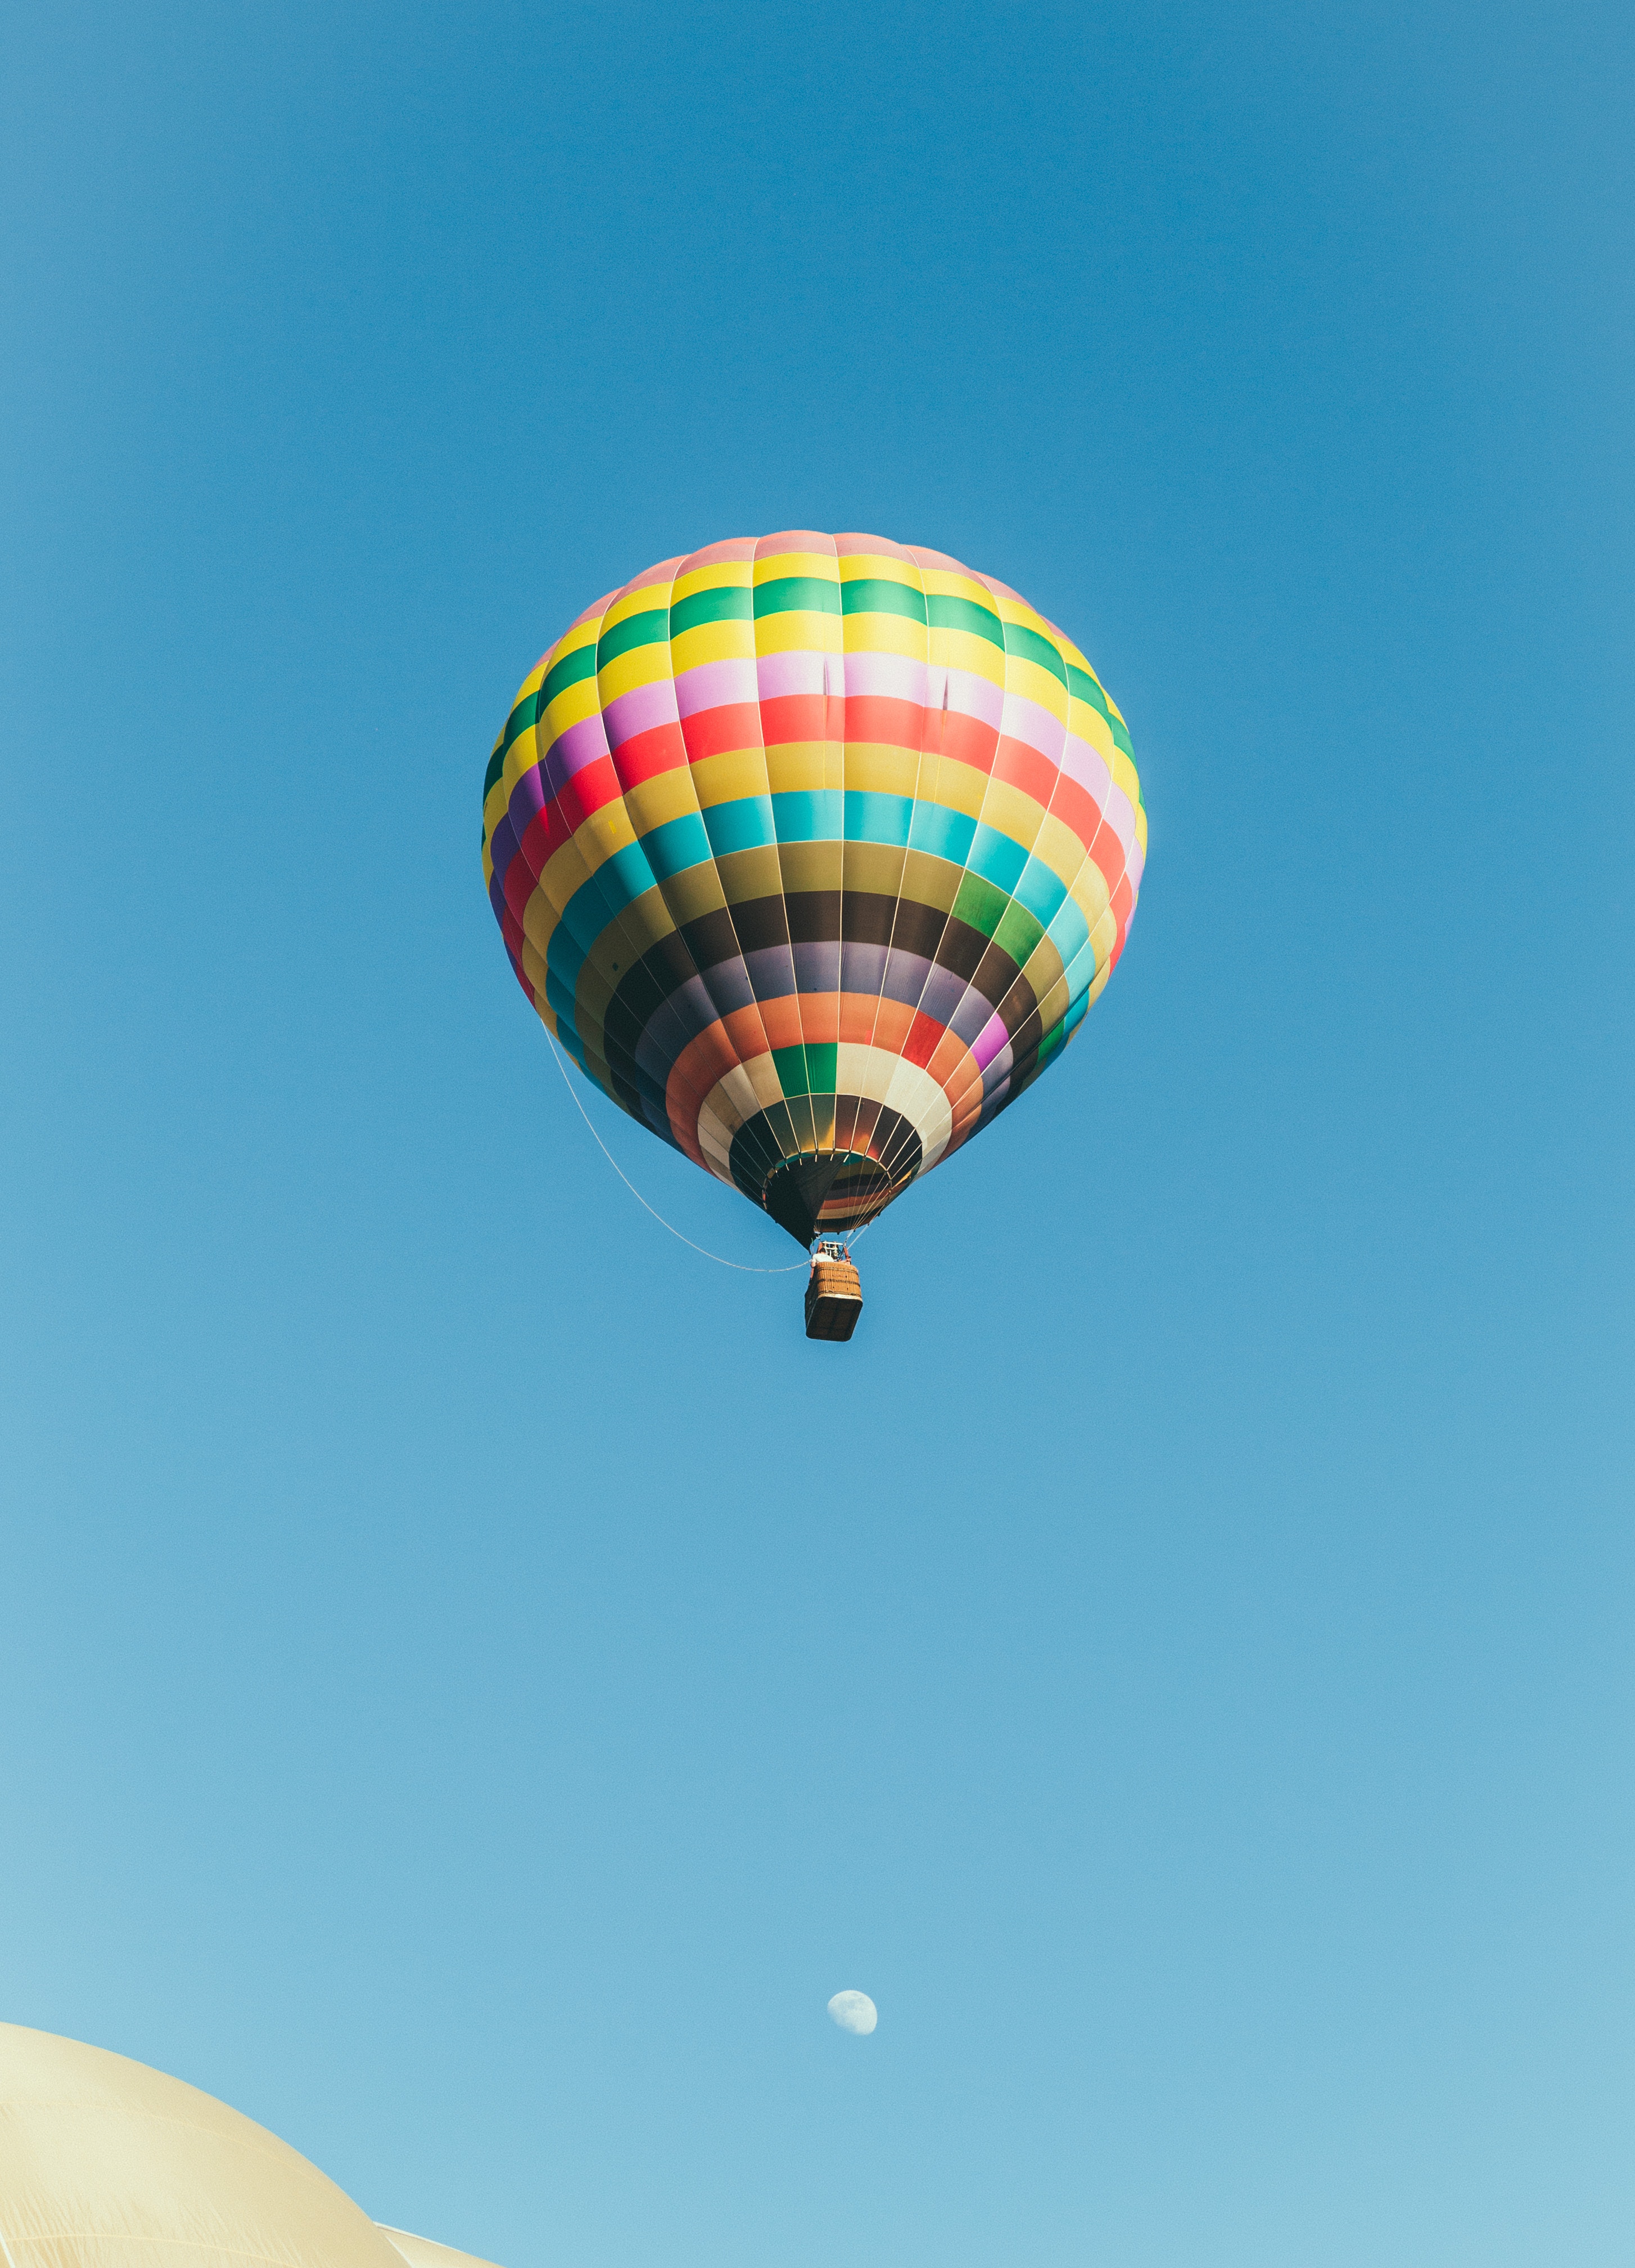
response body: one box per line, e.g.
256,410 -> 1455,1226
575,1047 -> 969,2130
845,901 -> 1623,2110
597,642 -> 673,702
670,560 -> 752,602
842,742 -> 919,797
1069,861 -> 1112,930
841,612 -> 927,659
1002,650 -> 1070,720
753,612 -> 843,657
916,566 -> 992,603
624,767 -> 697,837
690,748 -> 769,809
764,743 -> 840,795
980,776 -> 1049,855
671,619 -> 756,670
1032,811 -> 1085,892
923,757 -> 987,820
837,552 -> 920,584
539,673 -> 602,742
752,550 -> 837,582
932,626 -> 1008,684
600,580 -> 670,626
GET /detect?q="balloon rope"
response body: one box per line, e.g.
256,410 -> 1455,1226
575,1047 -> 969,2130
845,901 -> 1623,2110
541,1027 -> 807,1274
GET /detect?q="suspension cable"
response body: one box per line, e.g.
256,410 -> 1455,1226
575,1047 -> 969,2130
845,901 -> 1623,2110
541,1027 -> 809,1274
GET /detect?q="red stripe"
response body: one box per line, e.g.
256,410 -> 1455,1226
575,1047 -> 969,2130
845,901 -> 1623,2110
609,719 -> 688,787
758,692 -> 830,746
991,734 -> 1058,809
555,756 -> 623,835
902,1009 -> 945,1069
502,853 -> 534,923
680,700 -> 765,761
520,802 -> 563,874
940,710 -> 999,774
1089,826 -> 1123,892
843,695 -> 926,747
1051,775 -> 1101,853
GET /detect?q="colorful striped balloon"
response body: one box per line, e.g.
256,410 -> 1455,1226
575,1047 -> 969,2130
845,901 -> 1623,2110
481,533 -> 1146,1247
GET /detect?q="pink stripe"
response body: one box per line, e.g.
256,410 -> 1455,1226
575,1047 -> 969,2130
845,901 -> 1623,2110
618,557 -> 681,597
836,531 -> 917,563
674,656 -> 759,718
841,650 -> 927,701
996,688 -> 1068,766
906,546 -> 966,575
756,647 -> 826,699
543,712 -> 610,783
973,1012 -> 1010,1071
1060,733 -> 1112,804
756,530 -> 836,559
602,677 -> 679,746
1102,784 -> 1136,858
681,538 -> 756,570
944,668 -> 1005,729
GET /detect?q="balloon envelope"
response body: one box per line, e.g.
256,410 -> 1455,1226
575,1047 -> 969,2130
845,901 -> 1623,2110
482,533 -> 1146,1245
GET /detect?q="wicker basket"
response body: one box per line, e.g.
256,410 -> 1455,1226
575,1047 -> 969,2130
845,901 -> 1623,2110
805,1258 -> 864,1342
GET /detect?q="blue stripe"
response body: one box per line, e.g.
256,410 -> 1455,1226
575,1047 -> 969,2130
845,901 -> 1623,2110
905,801 -> 975,864
1060,937 -> 1097,1003
770,790 -> 843,842
548,856 -> 639,1002
701,795 -> 778,857
966,822 -> 1029,896
602,840 -> 658,905
639,811 -> 713,880
1044,893 -> 1090,971
544,964 -> 582,1034
843,790 -> 913,847
1013,852 -> 1068,930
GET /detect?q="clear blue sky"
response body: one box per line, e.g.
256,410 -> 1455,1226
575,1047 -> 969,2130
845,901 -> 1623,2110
3,4 -> 1631,2264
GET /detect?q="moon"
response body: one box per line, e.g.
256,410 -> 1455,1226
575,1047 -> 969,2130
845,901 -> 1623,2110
827,1990 -> 878,2035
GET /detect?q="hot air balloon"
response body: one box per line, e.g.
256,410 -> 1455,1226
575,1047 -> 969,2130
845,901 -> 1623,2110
481,533 -> 1146,1337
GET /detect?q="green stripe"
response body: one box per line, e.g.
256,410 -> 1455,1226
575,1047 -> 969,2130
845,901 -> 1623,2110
771,1042 -> 809,1096
753,575 -> 841,619
771,1040 -> 839,1097
1066,662 -> 1110,720
993,897 -> 1045,968
595,607 -> 670,666
951,868 -> 1011,943
669,584 -> 753,636
539,642 -> 599,712
1005,620 -> 1068,686
804,1040 -> 838,1094
927,592 -> 1004,649
1067,658 -> 1140,782
483,741 -> 508,800
495,689 -> 540,770
840,578 -> 927,624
